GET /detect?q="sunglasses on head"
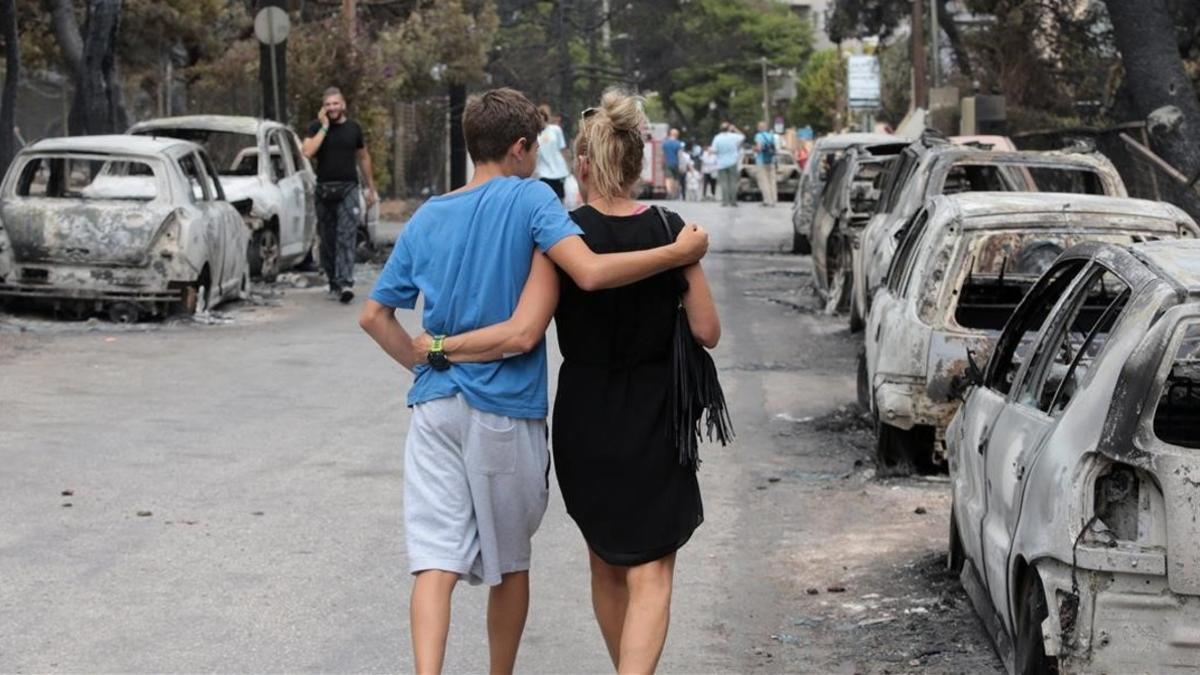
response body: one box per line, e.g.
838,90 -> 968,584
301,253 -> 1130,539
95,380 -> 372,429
581,107 -> 599,119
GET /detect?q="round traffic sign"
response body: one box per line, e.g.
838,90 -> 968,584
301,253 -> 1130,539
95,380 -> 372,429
254,7 -> 290,46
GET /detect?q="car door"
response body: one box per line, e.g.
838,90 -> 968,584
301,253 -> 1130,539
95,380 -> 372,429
177,151 -> 228,292
198,149 -> 248,292
866,209 -> 932,397
284,129 -> 317,252
269,128 -> 305,259
967,258 -> 1101,615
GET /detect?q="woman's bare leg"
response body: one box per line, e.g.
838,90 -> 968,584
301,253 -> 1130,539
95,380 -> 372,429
616,553 -> 676,675
487,571 -> 530,675
588,548 -> 629,668
411,570 -> 459,675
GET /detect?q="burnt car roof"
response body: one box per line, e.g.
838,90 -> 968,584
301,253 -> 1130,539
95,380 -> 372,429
936,193 -> 1189,226
23,134 -> 197,157
1132,240 -> 1200,295
814,133 -> 905,151
128,115 -> 285,136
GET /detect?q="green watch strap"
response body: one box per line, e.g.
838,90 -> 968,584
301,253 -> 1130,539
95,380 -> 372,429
430,335 -> 446,353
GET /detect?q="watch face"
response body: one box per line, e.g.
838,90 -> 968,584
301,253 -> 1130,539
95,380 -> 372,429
428,351 -> 451,371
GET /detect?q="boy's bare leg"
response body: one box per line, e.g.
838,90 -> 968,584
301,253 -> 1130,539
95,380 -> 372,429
588,548 -> 630,668
617,553 -> 676,675
411,570 -> 459,675
487,571 -> 530,675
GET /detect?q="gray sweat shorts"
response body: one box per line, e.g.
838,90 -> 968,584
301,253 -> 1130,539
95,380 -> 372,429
404,394 -> 550,586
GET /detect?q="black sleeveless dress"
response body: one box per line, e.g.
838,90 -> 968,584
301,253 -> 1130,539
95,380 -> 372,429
552,205 -> 704,566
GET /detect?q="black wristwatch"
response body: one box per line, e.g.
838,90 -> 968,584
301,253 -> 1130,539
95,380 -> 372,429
427,335 -> 451,371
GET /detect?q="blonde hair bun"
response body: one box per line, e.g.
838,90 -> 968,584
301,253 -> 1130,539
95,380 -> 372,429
576,88 -> 648,200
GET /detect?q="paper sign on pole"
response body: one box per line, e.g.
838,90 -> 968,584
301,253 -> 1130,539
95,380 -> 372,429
847,55 -> 881,110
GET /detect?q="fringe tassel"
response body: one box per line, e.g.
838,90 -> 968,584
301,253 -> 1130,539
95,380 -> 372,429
668,305 -> 734,470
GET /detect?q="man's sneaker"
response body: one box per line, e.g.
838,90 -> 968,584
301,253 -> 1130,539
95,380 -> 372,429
339,289 -> 355,304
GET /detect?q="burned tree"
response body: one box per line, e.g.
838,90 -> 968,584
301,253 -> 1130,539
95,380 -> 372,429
0,0 -> 17,174
50,0 -> 129,135
1104,0 -> 1200,183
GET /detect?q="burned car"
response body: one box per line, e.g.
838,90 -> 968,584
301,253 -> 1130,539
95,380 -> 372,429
0,135 -> 249,320
128,115 -> 316,281
736,150 -> 801,202
809,141 -> 906,312
948,239 -> 1200,672
851,144 -> 1126,332
791,132 -> 899,254
863,193 -> 1197,472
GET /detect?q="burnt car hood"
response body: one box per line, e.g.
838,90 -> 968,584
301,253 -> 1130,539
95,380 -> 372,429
2,200 -> 174,267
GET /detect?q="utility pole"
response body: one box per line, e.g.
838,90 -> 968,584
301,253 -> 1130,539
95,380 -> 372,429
911,0 -> 928,110
342,0 -> 356,40
761,57 -> 770,124
930,0 -> 940,88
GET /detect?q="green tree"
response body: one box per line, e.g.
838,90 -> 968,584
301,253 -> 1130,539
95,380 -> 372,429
789,48 -> 843,134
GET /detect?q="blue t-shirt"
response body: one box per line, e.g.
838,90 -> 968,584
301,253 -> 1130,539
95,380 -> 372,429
370,177 -> 582,419
755,130 -> 777,165
662,138 -> 682,169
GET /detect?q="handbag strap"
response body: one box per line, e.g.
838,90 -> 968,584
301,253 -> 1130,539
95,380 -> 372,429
652,204 -> 673,243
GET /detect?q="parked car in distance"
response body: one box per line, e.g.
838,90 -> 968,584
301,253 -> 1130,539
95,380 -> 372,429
809,142 -> 906,312
0,135 -> 249,320
128,115 -> 316,281
852,145 -> 1127,333
737,150 -> 801,202
791,132 -> 900,254
948,239 -> 1200,672
862,192 -> 1197,473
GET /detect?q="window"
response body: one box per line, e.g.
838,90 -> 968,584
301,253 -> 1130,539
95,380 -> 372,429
178,153 -> 211,201
1027,167 -> 1107,195
887,211 -> 930,297
198,151 -> 226,201
1153,322 -> 1200,449
941,163 -> 1017,193
268,130 -> 292,179
15,155 -> 159,201
986,259 -> 1088,395
1017,268 -> 1130,413
133,128 -> 260,178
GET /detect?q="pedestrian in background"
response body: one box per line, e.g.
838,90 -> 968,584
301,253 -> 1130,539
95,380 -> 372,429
711,122 -> 744,207
302,87 -> 376,304
536,104 -> 571,201
700,146 -> 719,201
662,128 -> 683,200
753,121 -> 778,207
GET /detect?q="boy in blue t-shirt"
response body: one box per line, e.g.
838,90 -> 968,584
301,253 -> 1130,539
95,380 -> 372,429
358,88 -> 708,674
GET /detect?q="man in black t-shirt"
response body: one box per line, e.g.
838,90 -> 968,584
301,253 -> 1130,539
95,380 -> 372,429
302,87 -> 378,304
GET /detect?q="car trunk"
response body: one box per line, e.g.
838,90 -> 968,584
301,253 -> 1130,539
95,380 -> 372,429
2,200 -> 174,267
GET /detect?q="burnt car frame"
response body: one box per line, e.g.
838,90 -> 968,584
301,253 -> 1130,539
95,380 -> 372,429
736,149 -> 801,202
791,132 -> 899,254
809,141 -> 906,313
862,193 -> 1197,472
948,239 -> 1200,672
128,115 -> 317,281
0,135 -> 249,320
851,145 -> 1127,333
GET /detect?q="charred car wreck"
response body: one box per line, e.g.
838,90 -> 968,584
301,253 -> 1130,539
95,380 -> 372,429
863,193 -> 1198,472
949,240 -> 1200,672
0,136 -> 249,320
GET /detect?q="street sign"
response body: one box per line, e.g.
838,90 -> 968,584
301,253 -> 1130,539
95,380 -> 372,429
847,55 -> 881,110
254,7 -> 290,46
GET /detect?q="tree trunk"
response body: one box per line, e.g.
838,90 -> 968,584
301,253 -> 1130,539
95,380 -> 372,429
936,0 -> 972,81
1105,0 -> 1200,185
63,0 -> 127,135
0,0 -> 18,175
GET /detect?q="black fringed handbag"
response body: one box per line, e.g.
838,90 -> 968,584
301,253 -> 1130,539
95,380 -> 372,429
653,206 -> 734,469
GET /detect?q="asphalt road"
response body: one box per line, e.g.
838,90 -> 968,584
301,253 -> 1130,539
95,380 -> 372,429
0,198 -> 1002,673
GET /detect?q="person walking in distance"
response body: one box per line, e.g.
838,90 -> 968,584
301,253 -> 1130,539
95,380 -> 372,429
662,128 -> 683,200
302,87 -> 377,304
535,104 -> 571,200
357,88 -> 709,675
753,121 -> 778,207
711,122 -> 744,207
700,146 -> 719,201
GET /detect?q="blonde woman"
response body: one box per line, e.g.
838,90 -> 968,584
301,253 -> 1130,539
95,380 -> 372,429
423,89 -> 719,673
